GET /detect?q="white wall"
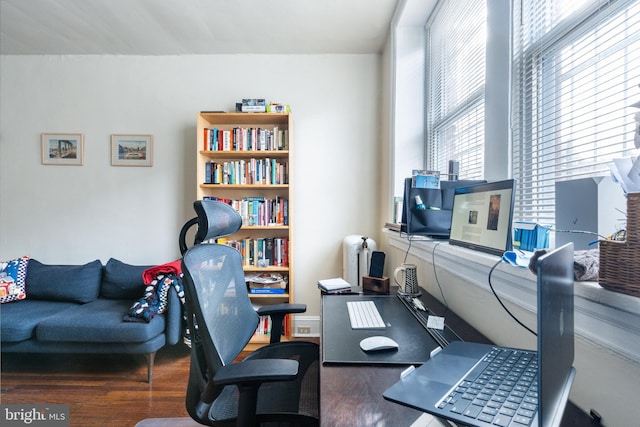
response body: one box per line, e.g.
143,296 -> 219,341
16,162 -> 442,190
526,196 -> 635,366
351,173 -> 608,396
0,54 -> 383,317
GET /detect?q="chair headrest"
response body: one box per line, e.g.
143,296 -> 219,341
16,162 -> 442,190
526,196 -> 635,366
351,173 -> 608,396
193,200 -> 242,243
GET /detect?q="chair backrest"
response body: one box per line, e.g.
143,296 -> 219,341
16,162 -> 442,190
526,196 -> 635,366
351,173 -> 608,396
183,242 -> 259,366
181,200 -> 258,379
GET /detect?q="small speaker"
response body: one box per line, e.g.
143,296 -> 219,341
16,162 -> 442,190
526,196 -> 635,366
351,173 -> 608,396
448,160 -> 459,181
369,251 -> 385,278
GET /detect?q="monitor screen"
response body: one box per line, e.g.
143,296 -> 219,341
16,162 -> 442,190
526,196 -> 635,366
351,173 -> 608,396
449,179 -> 516,256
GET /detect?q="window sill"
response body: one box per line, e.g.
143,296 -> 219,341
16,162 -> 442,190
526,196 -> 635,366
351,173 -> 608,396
385,229 -> 640,364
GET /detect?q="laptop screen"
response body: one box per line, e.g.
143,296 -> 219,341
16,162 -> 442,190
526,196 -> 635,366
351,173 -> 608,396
449,179 -> 515,256
537,243 -> 576,427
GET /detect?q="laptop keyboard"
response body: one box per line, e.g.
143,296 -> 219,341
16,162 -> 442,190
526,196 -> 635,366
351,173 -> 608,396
346,301 -> 386,329
436,347 -> 538,426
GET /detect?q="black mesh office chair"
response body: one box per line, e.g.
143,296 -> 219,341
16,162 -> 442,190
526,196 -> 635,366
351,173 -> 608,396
180,200 -> 319,427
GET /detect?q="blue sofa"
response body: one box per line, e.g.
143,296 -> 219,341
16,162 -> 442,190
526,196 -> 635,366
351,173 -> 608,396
0,258 -> 183,383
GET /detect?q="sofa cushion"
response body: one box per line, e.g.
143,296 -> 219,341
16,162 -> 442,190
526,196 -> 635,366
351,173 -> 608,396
0,300 -> 79,342
26,259 -> 102,303
36,299 -> 165,343
101,258 -> 151,300
0,255 -> 30,304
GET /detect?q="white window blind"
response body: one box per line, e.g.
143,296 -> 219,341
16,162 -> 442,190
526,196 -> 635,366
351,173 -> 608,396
512,0 -> 640,224
426,0 -> 487,179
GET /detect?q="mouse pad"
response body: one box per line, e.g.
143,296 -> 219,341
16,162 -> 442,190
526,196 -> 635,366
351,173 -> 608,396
322,294 -> 439,365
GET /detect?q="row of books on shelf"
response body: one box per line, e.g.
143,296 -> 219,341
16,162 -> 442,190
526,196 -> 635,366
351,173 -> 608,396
252,313 -> 292,337
204,159 -> 288,185
203,126 -> 289,152
252,299 -> 291,336
255,315 -> 273,336
204,196 -> 289,226
219,236 -> 289,267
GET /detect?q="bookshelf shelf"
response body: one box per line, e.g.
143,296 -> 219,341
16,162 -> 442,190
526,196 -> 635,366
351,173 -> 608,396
200,150 -> 289,158
199,184 -> 289,189
243,265 -> 289,272
196,111 -> 294,346
240,225 -> 289,230
248,293 -> 290,300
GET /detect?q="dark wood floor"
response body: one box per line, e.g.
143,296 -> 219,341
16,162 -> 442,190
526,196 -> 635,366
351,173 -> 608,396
1,338 -> 320,427
1,344 -> 195,427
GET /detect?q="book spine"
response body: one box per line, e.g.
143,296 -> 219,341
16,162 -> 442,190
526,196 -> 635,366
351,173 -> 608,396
265,237 -> 274,266
259,129 -> 266,151
249,288 -> 286,294
204,161 -> 212,184
242,128 -> 248,151
272,127 -> 279,151
222,130 -> 231,151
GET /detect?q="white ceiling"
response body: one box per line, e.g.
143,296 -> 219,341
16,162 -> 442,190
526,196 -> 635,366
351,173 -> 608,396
0,0 -> 399,55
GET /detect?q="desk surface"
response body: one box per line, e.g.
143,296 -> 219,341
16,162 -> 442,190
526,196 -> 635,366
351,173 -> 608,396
322,293 -> 439,365
319,287 -> 591,426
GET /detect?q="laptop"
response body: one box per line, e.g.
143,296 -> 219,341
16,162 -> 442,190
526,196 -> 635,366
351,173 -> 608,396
383,243 -> 576,427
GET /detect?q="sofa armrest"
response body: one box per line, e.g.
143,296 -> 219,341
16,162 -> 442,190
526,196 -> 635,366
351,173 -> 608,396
165,286 -> 183,345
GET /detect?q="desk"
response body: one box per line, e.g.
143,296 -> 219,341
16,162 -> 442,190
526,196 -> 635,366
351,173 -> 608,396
319,287 -> 591,426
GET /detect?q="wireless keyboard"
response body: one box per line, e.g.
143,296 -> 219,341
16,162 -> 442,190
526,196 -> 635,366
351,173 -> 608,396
347,300 -> 386,329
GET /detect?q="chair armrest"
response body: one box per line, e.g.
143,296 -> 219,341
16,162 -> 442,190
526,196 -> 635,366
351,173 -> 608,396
214,359 -> 299,427
256,303 -> 307,317
256,303 -> 307,344
213,358 -> 299,386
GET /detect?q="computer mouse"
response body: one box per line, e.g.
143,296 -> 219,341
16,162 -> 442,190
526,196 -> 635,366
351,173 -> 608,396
360,336 -> 399,352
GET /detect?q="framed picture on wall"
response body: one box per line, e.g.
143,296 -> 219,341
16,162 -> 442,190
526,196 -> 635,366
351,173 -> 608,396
111,134 -> 153,167
41,133 -> 84,165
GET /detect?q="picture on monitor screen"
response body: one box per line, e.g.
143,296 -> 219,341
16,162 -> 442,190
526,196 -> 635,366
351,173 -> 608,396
448,179 -> 516,256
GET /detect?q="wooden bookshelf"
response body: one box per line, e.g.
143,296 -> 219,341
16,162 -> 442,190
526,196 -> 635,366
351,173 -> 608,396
196,112 -> 294,348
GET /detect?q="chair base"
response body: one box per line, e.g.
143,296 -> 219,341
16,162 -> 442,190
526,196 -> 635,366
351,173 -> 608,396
135,417 -> 201,427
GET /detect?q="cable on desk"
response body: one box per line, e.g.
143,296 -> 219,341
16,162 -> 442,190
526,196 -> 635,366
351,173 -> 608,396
401,235 -> 450,313
431,241 -> 449,312
402,235 -> 413,263
488,259 -> 537,336
396,294 -> 452,348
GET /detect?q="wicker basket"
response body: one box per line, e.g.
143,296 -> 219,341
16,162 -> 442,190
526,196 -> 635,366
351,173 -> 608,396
598,240 -> 640,297
627,192 -> 639,244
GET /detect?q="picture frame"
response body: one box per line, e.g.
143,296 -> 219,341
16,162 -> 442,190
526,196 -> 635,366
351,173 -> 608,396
111,134 -> 153,167
41,133 -> 84,165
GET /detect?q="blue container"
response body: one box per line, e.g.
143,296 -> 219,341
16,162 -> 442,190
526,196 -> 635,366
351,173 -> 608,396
513,222 -> 551,252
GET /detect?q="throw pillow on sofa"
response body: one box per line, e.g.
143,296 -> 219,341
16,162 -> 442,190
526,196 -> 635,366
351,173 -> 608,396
101,258 -> 153,300
26,259 -> 102,303
0,255 -> 30,303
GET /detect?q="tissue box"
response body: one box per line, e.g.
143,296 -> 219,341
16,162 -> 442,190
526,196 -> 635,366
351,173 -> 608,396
513,222 -> 551,252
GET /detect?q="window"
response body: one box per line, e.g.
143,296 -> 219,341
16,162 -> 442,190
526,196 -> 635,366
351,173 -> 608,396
426,0 -> 487,179
512,0 -> 640,223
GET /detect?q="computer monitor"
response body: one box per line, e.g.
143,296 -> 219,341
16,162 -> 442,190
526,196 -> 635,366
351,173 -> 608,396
448,179 -> 516,256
